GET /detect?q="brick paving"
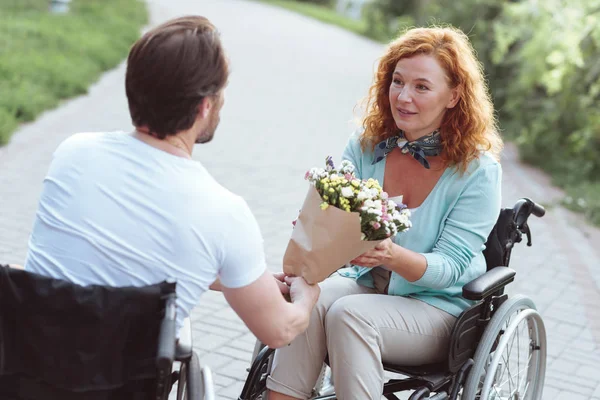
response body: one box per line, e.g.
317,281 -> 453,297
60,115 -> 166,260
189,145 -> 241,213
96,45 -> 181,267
1,0 -> 599,398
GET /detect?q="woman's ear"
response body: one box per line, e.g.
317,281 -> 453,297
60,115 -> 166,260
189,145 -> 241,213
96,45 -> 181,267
447,86 -> 461,109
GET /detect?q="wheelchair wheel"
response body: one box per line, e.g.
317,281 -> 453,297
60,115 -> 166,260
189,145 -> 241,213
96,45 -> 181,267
244,340 -> 333,400
176,352 -> 207,400
462,294 -> 546,400
241,341 -> 275,400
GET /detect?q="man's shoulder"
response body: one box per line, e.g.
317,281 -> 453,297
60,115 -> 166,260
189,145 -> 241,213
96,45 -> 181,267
55,131 -> 123,156
182,174 -> 253,221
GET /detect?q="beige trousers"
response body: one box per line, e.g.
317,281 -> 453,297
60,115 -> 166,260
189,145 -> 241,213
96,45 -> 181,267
266,270 -> 457,399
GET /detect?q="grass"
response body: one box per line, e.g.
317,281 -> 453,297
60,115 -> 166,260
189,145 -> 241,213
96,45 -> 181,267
562,182 -> 600,227
0,0 -> 148,145
254,0 -> 371,39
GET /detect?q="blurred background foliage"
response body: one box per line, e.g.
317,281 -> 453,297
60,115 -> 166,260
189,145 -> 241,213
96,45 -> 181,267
266,0 -> 600,225
0,0 -> 147,145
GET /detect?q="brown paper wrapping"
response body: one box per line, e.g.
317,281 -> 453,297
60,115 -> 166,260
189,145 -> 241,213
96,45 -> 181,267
283,186 -> 381,284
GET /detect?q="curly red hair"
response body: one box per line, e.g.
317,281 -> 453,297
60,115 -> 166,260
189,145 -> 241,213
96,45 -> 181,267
360,26 -> 503,171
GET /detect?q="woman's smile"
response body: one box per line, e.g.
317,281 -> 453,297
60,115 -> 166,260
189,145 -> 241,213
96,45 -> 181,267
396,107 -> 417,117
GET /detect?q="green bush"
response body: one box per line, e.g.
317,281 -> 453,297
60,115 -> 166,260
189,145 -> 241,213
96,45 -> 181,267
0,0 -> 147,145
491,0 -> 600,185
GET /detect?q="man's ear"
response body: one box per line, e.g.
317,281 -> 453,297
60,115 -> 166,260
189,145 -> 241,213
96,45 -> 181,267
447,86 -> 461,109
198,97 -> 212,118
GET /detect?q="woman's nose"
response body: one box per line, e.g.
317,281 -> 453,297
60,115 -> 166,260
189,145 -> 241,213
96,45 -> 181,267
396,86 -> 412,103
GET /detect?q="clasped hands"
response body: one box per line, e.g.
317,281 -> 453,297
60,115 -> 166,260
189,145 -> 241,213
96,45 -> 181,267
350,238 -> 395,268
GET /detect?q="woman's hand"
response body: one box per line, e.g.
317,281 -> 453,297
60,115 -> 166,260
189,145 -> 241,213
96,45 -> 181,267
351,238 -> 396,268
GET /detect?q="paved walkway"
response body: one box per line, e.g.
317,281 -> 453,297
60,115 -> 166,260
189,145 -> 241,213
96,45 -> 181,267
1,0 -> 600,398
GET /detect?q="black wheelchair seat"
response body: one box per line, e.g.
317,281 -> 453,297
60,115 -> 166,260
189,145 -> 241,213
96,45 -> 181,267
0,266 -> 177,400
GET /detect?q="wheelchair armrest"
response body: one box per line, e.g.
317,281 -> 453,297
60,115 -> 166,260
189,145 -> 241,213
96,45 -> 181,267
176,317 -> 193,361
462,267 -> 516,301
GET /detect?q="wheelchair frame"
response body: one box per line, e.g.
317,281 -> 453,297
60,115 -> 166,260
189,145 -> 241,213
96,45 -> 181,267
159,294 -> 215,400
238,198 -> 547,400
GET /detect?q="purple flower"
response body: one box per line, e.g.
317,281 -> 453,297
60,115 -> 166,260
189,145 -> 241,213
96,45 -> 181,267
325,156 -> 335,171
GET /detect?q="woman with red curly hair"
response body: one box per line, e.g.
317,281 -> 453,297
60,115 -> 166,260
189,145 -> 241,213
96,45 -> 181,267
267,26 -> 503,399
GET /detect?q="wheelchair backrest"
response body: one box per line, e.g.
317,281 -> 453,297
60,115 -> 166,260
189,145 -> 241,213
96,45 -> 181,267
482,208 -> 517,271
0,266 -> 176,400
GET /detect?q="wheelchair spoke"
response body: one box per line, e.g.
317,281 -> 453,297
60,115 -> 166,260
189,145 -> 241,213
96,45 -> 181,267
491,313 -> 535,400
497,354 -> 532,392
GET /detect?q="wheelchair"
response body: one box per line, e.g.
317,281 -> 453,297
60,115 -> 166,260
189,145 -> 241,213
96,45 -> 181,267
239,197 -> 547,400
0,266 -> 215,400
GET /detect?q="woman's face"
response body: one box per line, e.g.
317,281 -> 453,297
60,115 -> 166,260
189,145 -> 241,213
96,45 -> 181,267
388,54 -> 459,141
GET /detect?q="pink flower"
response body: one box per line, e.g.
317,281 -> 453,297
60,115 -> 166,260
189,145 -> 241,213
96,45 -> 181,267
371,222 -> 381,229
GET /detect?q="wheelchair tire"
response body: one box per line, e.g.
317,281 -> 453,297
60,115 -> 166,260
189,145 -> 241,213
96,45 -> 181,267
176,352 -> 205,400
187,352 -> 203,400
176,361 -> 188,400
461,294 -> 546,400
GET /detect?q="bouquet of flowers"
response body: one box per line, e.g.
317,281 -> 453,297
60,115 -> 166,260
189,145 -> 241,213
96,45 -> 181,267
283,157 -> 412,284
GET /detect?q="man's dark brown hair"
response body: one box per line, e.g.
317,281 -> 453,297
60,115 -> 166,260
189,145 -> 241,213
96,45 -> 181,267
125,16 -> 229,138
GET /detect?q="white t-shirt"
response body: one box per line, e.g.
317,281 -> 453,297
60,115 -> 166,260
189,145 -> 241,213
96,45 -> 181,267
25,131 -> 267,332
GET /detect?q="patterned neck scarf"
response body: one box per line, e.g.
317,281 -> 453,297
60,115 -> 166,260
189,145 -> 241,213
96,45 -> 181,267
371,129 -> 443,169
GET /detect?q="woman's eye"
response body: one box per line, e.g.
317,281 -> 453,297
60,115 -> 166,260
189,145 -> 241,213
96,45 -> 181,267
393,78 -> 404,85
417,84 -> 429,91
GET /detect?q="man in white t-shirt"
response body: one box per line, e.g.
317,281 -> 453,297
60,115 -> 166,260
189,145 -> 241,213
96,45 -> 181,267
24,15 -> 320,348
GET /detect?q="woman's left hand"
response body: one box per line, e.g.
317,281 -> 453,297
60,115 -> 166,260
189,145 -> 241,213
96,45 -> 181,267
351,238 -> 395,268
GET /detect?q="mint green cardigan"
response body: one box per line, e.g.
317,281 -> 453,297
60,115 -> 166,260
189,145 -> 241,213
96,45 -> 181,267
337,131 -> 502,317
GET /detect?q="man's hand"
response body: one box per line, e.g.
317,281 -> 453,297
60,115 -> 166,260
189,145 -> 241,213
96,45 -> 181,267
284,275 -> 320,308
273,272 -> 290,296
350,238 -> 395,268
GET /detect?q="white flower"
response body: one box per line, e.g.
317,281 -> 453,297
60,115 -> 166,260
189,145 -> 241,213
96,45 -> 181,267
341,187 -> 354,198
398,214 -> 409,225
367,208 -> 383,216
339,160 -> 356,174
363,199 -> 375,208
357,190 -> 370,201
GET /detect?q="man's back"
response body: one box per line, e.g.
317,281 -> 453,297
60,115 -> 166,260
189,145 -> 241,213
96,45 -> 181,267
25,131 -> 267,331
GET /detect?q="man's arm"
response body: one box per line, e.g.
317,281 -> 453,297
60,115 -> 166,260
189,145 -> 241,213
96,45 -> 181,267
222,271 -> 319,349
209,278 -> 223,291
215,196 -> 319,348
210,273 -> 290,294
